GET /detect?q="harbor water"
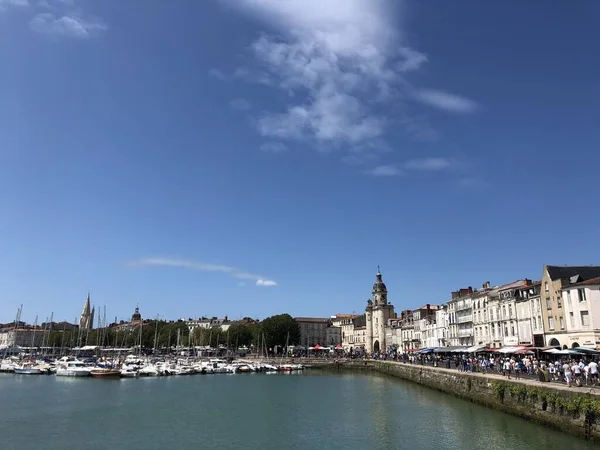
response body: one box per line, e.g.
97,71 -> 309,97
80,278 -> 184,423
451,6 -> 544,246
0,372 -> 597,450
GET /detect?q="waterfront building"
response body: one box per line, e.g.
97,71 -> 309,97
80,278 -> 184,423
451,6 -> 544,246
541,265 -> 600,348
0,325 -> 44,347
497,279 -> 533,347
295,317 -> 341,348
432,307 -> 449,347
331,314 -> 362,350
447,287 -> 474,347
560,276 -> 600,349
472,283 -> 492,347
398,310 -> 416,351
414,305 -> 441,349
515,281 -> 544,347
365,268 -> 395,353
79,293 -> 95,330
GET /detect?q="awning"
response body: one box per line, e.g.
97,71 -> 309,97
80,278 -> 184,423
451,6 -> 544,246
465,345 -> 486,353
497,346 -> 520,354
543,348 -> 560,354
417,348 -> 435,354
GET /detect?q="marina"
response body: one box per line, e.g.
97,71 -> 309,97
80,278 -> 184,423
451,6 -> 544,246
0,354 -> 306,378
1,370 -> 598,450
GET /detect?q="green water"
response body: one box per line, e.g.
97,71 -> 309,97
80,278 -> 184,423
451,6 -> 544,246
0,372 -> 596,449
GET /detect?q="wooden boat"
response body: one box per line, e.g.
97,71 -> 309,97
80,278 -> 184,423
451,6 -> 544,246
90,367 -> 122,378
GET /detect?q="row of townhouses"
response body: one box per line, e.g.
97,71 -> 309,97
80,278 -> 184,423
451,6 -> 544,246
331,265 -> 600,354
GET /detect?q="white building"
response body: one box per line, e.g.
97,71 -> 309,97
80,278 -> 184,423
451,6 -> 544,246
332,314 -> 363,350
561,276 -> 600,349
473,283 -> 492,347
447,288 -> 474,347
497,279 -> 532,346
515,281 -> 543,347
415,305 -> 441,348
0,327 -> 45,347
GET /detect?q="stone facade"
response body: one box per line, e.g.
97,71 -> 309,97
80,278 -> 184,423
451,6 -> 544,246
295,317 -> 341,348
560,276 -> 600,349
541,265 -> 600,349
79,293 -> 95,331
365,269 -> 395,353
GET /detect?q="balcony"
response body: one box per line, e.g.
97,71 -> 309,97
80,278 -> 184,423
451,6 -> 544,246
457,316 -> 472,324
458,329 -> 472,337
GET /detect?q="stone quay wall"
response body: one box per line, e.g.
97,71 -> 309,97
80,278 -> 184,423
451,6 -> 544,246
310,359 -> 600,442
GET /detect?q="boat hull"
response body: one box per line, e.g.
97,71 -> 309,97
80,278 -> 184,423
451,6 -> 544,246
56,370 -> 90,377
90,369 -> 121,378
14,368 -> 42,375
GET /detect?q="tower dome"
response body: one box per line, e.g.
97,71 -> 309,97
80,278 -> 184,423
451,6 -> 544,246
372,268 -> 387,293
131,306 -> 142,322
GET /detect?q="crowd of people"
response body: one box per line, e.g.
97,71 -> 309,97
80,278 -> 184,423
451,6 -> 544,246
393,352 -> 600,387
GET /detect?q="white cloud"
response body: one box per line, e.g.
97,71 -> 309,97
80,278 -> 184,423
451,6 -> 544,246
229,98 -> 251,111
367,165 -> 402,177
216,0 -> 478,163
405,157 -> 452,171
30,12 -> 107,38
0,0 -> 29,10
129,257 -> 277,287
414,89 -> 478,113
260,141 -> 288,153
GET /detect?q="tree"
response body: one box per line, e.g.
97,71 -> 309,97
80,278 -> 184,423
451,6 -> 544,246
227,323 -> 254,348
258,314 -> 300,350
192,326 -> 223,347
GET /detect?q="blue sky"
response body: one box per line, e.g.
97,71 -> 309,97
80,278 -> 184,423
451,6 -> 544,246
1,0 -> 599,325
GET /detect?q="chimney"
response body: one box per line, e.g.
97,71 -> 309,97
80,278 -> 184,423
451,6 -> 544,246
468,286 -> 473,294
426,304 -> 431,316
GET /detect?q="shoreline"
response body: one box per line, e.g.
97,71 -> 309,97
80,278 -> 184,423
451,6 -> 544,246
309,359 -> 600,442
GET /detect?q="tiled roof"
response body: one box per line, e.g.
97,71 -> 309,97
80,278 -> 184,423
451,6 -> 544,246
294,317 -> 330,323
546,265 -> 600,281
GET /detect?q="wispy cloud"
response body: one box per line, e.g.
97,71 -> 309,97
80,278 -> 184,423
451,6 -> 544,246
0,0 -> 29,9
404,157 -> 452,171
30,12 -> 107,38
214,0 -> 478,164
2,0 -> 107,38
414,89 -> 478,113
260,142 -> 288,153
367,157 -> 458,177
367,165 -> 402,177
229,98 -> 251,112
129,257 -> 278,287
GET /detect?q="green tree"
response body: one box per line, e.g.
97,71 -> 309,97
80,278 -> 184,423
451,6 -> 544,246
226,323 -> 254,348
258,314 -> 300,350
192,326 -> 223,347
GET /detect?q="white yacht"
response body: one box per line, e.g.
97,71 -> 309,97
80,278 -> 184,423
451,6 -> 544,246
56,360 -> 91,377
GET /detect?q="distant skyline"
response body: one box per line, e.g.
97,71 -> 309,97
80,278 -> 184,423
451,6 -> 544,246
1,1 -> 599,323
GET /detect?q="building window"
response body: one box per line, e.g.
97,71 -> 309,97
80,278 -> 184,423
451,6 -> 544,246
545,281 -> 549,292
581,311 -> 590,327
578,289 -> 587,303
557,296 -> 561,308
566,291 -> 571,306
548,317 -> 555,330
569,312 -> 575,328
511,326 -> 515,336
533,317 -> 537,329
546,297 -> 551,310
559,317 -> 564,330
